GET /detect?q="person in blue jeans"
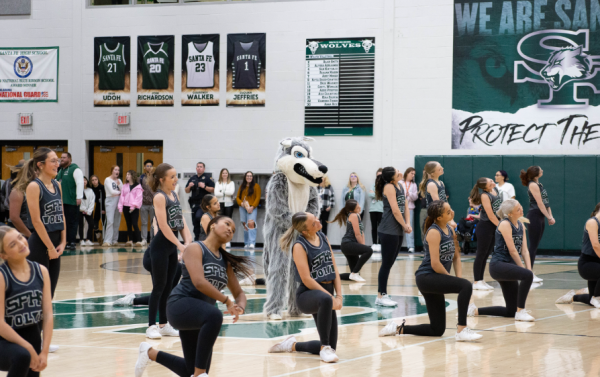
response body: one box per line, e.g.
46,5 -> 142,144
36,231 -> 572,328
236,171 -> 261,250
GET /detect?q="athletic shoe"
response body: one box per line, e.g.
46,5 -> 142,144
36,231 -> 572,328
379,320 -> 399,337
473,281 -> 492,291
576,287 -> 589,295
135,241 -> 144,247
515,309 -> 535,322
244,244 -> 249,250
371,244 -> 381,252
134,342 -> 153,377
375,294 -> 397,307
158,323 -> 179,337
239,274 -> 256,286
249,244 -> 255,249
125,241 -> 133,247
111,242 -> 119,246
483,282 -> 494,290
467,303 -> 477,317
408,247 -> 415,253
269,313 -> 283,320
145,325 -> 162,339
590,297 -> 600,309
49,344 -> 59,353
349,272 -> 366,282
141,239 -> 148,247
555,290 -> 576,304
268,335 -> 296,353
532,274 -> 543,283
226,242 -> 231,249
455,327 -> 482,342
113,293 -> 136,306
102,242 -> 111,247
319,346 -> 339,363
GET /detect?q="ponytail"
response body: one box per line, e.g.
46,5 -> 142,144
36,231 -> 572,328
591,202 -> 600,217
468,177 -> 488,206
520,166 -> 541,186
375,167 -> 396,201
496,199 -> 519,219
419,161 -> 440,196
205,216 -> 254,279
146,163 -> 173,192
279,212 -> 309,252
13,147 -> 54,194
330,199 -> 357,227
423,200 -> 446,234
201,194 -> 216,213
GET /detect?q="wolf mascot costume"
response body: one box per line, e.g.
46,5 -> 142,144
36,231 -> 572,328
263,137 -> 328,319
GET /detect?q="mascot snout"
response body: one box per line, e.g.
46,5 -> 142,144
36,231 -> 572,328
293,159 -> 328,185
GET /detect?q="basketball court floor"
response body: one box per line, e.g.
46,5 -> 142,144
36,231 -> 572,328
11,246 -> 600,377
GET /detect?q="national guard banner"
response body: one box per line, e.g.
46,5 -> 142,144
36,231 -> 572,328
0,47 -> 58,102
182,34 -> 219,106
226,33 -> 266,107
94,36 -> 130,107
137,35 -> 174,106
453,1 -> 600,149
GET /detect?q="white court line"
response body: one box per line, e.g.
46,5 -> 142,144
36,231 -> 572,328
269,307 -> 595,377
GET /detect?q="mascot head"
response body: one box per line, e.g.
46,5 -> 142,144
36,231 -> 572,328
275,137 -> 328,187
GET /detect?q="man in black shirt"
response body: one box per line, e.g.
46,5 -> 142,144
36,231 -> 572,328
185,162 -> 215,240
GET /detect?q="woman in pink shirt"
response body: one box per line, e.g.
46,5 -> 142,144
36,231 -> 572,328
400,168 -> 419,253
118,170 -> 144,247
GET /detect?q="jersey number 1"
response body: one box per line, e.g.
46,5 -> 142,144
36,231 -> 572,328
244,61 -> 249,71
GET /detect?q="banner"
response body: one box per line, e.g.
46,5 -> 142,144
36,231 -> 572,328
453,1 -> 600,149
0,47 -> 58,102
226,33 -> 266,107
94,37 -> 130,107
182,34 -> 219,106
137,35 -> 174,106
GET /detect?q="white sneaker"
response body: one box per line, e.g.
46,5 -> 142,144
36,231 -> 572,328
145,325 -> 162,339
515,309 -> 535,322
473,281 -> 492,291
226,242 -> 231,249
349,272 -> 366,282
112,242 -> 119,246
483,282 -> 494,290
102,242 -> 111,247
135,241 -> 144,247
379,320 -> 399,337
268,335 -> 296,353
590,297 -> 600,309
244,244 -> 249,250
319,345 -> 339,363
467,303 -> 477,317
455,327 -> 482,342
576,287 -> 589,295
113,293 -> 136,306
371,244 -> 381,252
249,244 -> 255,249
408,247 -> 415,253
375,294 -> 397,307
134,342 -> 153,377
49,344 -> 59,353
141,239 -> 148,247
239,274 -> 256,286
158,323 -> 179,337
555,290 -> 576,304
269,313 -> 283,320
532,274 -> 543,283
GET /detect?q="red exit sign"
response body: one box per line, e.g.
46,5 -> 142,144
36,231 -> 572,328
115,112 -> 130,126
19,113 -> 32,126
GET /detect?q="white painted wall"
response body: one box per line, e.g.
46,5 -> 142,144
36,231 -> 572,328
1,0 -> 587,245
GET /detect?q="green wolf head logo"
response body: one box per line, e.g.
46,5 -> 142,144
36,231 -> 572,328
541,46 -> 592,91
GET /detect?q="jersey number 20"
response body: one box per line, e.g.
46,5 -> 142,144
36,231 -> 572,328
149,64 -> 162,73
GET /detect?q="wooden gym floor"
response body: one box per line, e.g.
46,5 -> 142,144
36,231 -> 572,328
4,247 -> 599,377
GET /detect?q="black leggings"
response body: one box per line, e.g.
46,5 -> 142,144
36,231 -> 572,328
319,209 -> 331,236
574,254 -> 600,305
219,203 -> 234,219
0,325 -> 41,377
295,283 -> 338,354
526,209 -> 546,266
156,297 -> 223,375
134,248 -> 183,306
403,273 -> 472,336
339,242 -> 373,280
370,212 -> 382,244
473,220 -> 496,281
78,212 -> 94,241
378,232 -> 403,294
123,206 -> 140,243
478,261 -> 533,317
148,230 -> 179,326
27,230 -> 61,298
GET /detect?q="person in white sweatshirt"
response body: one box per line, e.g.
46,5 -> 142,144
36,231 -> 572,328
103,166 -> 123,246
214,168 -> 235,248
79,176 -> 96,246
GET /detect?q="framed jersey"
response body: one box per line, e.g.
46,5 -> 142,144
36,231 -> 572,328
137,35 -> 174,106
182,34 -> 219,106
226,33 -> 266,107
94,36 -> 130,107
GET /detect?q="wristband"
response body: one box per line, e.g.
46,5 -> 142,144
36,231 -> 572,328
222,296 -> 229,305
238,306 -> 245,314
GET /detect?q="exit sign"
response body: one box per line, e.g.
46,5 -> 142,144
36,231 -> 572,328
19,113 -> 32,126
115,113 -> 130,126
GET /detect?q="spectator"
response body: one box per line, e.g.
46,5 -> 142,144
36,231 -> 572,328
7,162 -> 32,238
0,160 -> 24,225
140,159 -> 155,246
215,168 -> 235,218
342,172 -> 365,217
467,197 -> 481,220
56,152 -> 84,250
79,176 -> 96,246
236,171 -> 261,250
317,175 -> 335,236
118,170 -> 143,247
400,167 -> 419,253
103,166 -> 123,247
90,175 -> 105,243
495,170 -> 516,202
185,162 -> 215,241
368,168 -> 383,251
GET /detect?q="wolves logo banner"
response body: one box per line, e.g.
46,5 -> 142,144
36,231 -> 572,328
453,1 -> 600,149
0,47 -> 58,102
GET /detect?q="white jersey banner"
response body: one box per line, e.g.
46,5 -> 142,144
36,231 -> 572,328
0,47 -> 59,102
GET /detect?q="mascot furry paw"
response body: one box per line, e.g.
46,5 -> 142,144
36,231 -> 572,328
263,137 -> 328,319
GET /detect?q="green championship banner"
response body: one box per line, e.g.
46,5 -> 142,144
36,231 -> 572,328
0,47 -> 58,102
453,1 -> 600,149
